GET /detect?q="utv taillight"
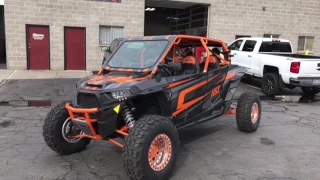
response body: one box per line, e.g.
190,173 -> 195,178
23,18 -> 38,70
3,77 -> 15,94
290,62 -> 300,74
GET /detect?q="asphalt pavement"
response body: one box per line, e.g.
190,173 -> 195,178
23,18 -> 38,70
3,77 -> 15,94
0,75 -> 319,180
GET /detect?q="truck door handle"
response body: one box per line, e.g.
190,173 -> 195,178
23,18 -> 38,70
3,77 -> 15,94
233,53 -> 237,55
248,55 -> 252,57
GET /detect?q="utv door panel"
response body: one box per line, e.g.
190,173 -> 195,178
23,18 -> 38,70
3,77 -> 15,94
167,73 -> 207,125
199,65 -> 229,120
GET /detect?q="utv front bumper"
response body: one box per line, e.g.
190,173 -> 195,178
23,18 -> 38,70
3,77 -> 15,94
65,103 -> 128,147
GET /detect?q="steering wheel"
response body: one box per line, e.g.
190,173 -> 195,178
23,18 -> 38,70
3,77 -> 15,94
157,63 -> 173,76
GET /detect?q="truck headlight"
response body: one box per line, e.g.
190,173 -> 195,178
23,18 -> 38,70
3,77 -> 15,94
111,90 -> 131,100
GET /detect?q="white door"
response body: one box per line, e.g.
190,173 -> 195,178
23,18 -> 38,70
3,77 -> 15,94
229,39 -> 245,66
238,40 -> 258,74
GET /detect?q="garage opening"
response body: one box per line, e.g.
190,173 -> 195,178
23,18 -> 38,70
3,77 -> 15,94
0,5 -> 6,69
144,0 -> 209,37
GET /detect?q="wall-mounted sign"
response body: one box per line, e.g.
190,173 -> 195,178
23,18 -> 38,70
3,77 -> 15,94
87,0 -> 121,3
33,33 -> 44,40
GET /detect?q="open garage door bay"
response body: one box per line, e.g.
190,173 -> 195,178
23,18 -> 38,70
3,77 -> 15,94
144,0 -> 209,36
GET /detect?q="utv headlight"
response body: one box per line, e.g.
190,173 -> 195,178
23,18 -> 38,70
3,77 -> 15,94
111,90 -> 131,100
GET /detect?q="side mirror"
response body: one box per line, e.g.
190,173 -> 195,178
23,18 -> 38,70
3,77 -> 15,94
101,47 -> 110,52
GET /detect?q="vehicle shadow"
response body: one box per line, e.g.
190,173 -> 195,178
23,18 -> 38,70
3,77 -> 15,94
171,123 -> 230,176
178,124 -> 225,145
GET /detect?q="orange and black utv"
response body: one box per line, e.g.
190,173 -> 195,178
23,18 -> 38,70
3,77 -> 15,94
43,35 -> 261,180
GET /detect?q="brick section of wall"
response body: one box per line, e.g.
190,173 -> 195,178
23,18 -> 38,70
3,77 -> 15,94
208,0 -> 320,55
5,0 -> 145,70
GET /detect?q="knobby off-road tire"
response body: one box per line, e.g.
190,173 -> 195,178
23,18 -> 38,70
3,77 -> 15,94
123,115 -> 180,180
236,92 -> 261,133
262,73 -> 279,96
42,101 -> 90,155
301,87 -> 320,96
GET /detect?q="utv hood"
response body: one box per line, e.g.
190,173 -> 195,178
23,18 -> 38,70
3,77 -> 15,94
76,72 -> 169,95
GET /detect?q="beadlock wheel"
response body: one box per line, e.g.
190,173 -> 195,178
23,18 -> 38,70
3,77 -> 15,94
61,117 -> 83,143
123,115 -> 180,180
42,101 -> 91,155
251,102 -> 259,124
148,134 -> 172,171
236,92 -> 261,133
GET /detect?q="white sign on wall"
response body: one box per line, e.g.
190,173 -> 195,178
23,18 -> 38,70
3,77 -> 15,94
0,0 -> 4,5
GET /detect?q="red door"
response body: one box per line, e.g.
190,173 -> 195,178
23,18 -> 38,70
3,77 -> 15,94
65,27 -> 85,70
27,25 -> 50,70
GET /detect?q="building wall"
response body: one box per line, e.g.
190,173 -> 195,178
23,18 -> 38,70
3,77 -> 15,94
4,0 -> 320,70
174,0 -> 320,55
209,0 -> 320,55
4,0 -> 145,70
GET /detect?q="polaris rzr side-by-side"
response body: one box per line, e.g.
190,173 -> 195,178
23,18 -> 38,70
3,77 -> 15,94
43,35 -> 262,180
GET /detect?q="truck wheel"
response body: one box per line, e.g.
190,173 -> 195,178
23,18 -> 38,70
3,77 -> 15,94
262,73 -> 279,96
301,87 -> 320,96
43,101 -> 91,155
123,115 -> 179,180
236,92 -> 261,133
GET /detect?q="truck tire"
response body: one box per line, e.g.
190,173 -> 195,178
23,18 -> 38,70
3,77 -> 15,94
262,73 -> 279,96
236,92 -> 261,133
43,101 -> 91,155
123,115 -> 179,180
301,87 -> 320,96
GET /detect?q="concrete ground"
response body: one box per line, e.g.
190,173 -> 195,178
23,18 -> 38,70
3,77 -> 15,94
0,72 -> 319,180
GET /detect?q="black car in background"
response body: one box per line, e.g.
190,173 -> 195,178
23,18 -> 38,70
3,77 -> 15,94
101,38 -> 124,65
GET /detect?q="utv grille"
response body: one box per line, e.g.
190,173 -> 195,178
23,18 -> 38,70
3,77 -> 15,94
77,93 -> 99,108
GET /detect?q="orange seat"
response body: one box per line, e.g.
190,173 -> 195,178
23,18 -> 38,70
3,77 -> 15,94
181,56 -> 200,74
175,56 -> 184,63
207,56 -> 219,70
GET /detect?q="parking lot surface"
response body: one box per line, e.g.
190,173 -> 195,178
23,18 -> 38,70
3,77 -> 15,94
0,77 -> 319,180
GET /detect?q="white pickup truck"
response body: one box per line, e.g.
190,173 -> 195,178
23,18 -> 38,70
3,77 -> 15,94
228,37 -> 320,96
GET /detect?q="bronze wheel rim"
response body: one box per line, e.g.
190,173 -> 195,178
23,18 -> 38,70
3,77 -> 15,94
148,134 -> 172,171
251,102 -> 259,124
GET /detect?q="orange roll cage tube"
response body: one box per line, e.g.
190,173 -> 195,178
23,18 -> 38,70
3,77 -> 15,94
65,103 -> 128,148
100,35 -> 231,77
151,35 -> 231,76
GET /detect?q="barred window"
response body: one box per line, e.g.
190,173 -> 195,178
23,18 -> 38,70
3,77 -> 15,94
298,36 -> 314,52
99,26 -> 123,45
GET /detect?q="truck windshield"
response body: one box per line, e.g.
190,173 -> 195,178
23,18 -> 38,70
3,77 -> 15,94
107,40 -> 169,69
259,42 -> 292,53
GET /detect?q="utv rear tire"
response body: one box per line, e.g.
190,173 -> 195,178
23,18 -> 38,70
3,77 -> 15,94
262,73 -> 279,96
123,115 -> 179,180
42,101 -> 90,155
236,92 -> 261,133
301,87 -> 320,96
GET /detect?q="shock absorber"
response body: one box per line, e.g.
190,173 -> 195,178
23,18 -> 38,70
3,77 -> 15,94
121,105 -> 135,128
